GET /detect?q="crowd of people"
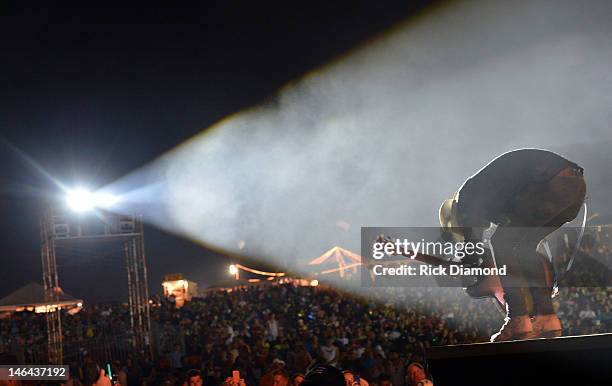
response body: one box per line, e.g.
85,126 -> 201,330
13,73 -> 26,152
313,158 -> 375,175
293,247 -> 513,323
1,233 -> 610,385
1,274 -> 610,386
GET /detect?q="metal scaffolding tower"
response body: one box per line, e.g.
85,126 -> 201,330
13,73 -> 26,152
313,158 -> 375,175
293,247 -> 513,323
40,215 -> 63,364
41,208 -> 151,364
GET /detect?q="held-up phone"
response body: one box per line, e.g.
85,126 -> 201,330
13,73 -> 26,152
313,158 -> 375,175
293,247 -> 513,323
105,363 -> 118,385
354,374 -> 361,385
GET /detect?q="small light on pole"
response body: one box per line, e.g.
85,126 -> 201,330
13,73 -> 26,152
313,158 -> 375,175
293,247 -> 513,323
229,264 -> 239,280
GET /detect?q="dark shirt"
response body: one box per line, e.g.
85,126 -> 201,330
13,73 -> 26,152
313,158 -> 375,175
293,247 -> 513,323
457,148 -> 579,229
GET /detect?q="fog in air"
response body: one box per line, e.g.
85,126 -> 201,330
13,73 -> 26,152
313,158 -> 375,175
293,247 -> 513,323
109,0 -> 612,270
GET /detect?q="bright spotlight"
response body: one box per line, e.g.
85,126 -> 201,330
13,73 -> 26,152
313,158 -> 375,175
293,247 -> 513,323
228,264 -> 238,275
66,189 -> 119,212
66,189 -> 95,212
310,279 -> 319,287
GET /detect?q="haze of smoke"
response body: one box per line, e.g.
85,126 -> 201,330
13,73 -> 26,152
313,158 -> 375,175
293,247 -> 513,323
110,0 -> 612,270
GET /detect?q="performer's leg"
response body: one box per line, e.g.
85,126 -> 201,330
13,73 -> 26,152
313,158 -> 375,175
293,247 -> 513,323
491,227 -> 529,317
523,233 -> 562,337
504,174 -> 585,339
514,233 -> 555,315
529,197 -> 585,337
527,177 -> 585,316
489,227 -> 536,342
490,174 -> 585,341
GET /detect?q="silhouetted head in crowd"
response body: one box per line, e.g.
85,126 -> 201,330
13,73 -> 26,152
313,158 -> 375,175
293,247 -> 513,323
273,369 -> 290,386
291,373 -> 305,386
342,370 -> 369,386
186,369 -> 203,386
82,362 -> 103,386
378,373 -> 393,386
301,365 -> 344,386
406,362 -> 428,386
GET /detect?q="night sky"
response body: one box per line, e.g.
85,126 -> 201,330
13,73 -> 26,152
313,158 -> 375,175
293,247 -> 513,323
0,2 -> 430,301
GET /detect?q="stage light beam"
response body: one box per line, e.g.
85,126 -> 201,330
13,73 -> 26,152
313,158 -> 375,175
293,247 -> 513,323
66,189 -> 119,212
99,0 -> 612,324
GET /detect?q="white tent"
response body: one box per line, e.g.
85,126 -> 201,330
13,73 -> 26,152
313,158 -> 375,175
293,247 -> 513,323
0,282 -> 82,313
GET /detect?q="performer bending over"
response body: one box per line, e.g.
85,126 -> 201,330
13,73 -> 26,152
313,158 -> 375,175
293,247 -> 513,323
439,148 -> 586,341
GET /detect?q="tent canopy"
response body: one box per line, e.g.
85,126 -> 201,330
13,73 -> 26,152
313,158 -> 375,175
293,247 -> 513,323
307,246 -> 362,278
0,282 -> 82,312
308,246 -> 361,266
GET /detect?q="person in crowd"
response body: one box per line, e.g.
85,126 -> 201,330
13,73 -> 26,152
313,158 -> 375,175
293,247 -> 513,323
110,361 -> 126,386
224,371 -> 247,386
385,352 -> 404,386
170,344 -> 184,369
272,370 -> 290,386
82,364 -> 118,386
405,363 -> 427,386
185,369 -> 204,386
301,364 -> 345,386
342,370 -> 369,386
291,373 -> 305,386
126,357 -> 143,386
377,373 -> 394,386
1,262 -> 609,386
290,343 -> 313,373
267,314 -> 279,342
319,338 -> 339,367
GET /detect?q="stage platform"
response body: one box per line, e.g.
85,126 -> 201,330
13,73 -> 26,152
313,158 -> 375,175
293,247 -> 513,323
425,333 -> 612,385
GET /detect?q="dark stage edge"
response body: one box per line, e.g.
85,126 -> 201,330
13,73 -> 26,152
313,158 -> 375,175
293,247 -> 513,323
425,333 -> 612,385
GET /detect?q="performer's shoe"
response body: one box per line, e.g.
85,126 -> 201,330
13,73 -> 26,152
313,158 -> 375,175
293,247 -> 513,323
532,314 -> 562,338
490,315 -> 536,342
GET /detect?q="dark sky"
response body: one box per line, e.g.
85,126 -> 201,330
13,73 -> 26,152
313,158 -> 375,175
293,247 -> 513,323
0,2 -> 431,301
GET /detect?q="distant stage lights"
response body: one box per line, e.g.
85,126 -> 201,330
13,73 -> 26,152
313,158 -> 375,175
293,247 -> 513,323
65,188 -> 119,212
